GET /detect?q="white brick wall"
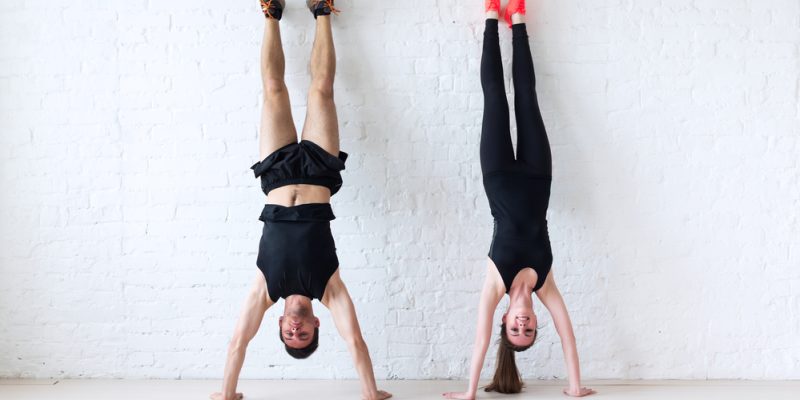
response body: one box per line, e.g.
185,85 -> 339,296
1,0 -> 799,380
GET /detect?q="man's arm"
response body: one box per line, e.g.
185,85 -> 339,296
211,272 -> 274,400
322,271 -> 391,400
536,273 -> 595,397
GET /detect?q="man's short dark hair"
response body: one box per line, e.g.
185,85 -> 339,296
278,327 -> 319,359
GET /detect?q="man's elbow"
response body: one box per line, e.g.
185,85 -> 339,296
228,334 -> 249,353
346,335 -> 368,353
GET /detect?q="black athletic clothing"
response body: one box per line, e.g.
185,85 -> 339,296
481,20 -> 553,292
257,203 -> 339,302
480,22 -> 552,176
251,140 -> 348,196
251,140 -> 346,302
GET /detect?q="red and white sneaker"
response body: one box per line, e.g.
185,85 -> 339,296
504,0 -> 526,27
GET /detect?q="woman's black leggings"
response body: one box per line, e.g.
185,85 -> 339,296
480,20 -> 552,177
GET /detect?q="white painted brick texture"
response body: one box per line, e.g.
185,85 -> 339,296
1,0 -> 799,380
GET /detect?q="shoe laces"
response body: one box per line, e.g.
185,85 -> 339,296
317,0 -> 340,15
261,0 -> 279,19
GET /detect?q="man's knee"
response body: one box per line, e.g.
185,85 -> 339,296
310,77 -> 335,100
263,78 -> 287,97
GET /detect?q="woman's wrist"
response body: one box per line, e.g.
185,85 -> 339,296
361,386 -> 379,399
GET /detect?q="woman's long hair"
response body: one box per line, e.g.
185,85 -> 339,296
484,323 -> 537,394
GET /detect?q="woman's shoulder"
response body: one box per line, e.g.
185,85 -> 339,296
483,261 -> 507,299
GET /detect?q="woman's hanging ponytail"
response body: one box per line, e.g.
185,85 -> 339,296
484,323 -> 535,394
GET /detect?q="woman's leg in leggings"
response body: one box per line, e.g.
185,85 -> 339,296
512,23 -> 552,176
259,19 -> 298,160
480,19 -> 515,175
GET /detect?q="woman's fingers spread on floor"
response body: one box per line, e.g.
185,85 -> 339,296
563,387 -> 597,397
209,392 -> 243,400
362,390 -> 392,400
371,389 -> 392,400
442,392 -> 474,400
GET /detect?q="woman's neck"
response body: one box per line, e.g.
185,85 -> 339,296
507,280 -> 533,308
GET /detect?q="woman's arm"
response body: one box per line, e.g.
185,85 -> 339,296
322,272 -> 392,400
444,263 -> 504,399
211,273 -> 274,400
536,272 -> 595,397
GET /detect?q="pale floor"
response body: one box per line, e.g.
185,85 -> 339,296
1,379 -> 798,400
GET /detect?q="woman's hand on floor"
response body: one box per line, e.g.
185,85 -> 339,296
363,389 -> 392,400
209,392 -> 243,400
563,387 -> 596,397
442,392 -> 475,399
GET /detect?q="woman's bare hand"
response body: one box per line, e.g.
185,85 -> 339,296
210,392 -> 243,400
363,389 -> 392,400
563,387 -> 596,397
442,392 -> 475,399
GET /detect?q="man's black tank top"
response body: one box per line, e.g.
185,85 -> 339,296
256,203 -> 339,302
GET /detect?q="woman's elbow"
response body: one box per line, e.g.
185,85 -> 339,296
558,331 -> 577,345
476,336 -> 491,348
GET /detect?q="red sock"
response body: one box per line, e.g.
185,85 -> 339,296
485,0 -> 501,13
504,0 -> 526,27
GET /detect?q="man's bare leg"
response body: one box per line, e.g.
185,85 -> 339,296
259,18 -> 298,160
300,15 -> 340,156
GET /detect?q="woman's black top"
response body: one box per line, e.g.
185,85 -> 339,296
484,170 -> 553,292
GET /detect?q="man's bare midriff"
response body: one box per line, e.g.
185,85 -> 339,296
265,184 -> 332,207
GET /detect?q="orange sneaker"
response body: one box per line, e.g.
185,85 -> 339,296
307,0 -> 340,19
504,0 -> 526,27
260,0 -> 285,20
